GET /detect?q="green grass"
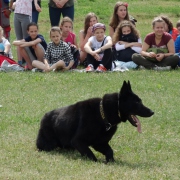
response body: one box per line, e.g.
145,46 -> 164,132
1,0 -> 180,179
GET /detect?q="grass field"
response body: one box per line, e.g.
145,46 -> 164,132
1,0 -> 180,179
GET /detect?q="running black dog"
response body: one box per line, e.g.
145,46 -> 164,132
36,81 -> 154,162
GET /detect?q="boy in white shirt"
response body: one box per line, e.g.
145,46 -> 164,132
84,23 -> 113,72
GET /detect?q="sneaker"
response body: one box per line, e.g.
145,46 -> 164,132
31,68 -> 43,72
86,65 -> 94,72
96,64 -> 107,72
113,67 -> 126,72
153,66 -> 171,71
24,65 -> 32,71
138,65 -> 146,70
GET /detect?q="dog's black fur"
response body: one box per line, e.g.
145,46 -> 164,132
36,81 -> 154,162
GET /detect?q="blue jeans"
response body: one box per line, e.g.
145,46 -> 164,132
49,6 -> 74,26
115,61 -> 138,69
32,11 -> 39,24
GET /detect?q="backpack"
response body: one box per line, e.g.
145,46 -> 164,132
0,54 -> 18,66
70,46 -> 80,69
66,42 -> 80,69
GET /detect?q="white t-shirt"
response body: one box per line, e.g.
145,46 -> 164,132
88,35 -> 111,60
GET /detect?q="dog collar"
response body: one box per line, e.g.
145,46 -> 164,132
100,96 -> 121,131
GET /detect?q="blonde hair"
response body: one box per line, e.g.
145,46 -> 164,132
50,26 -> 61,36
113,20 -> 140,44
152,17 -> 164,27
60,16 -> 73,30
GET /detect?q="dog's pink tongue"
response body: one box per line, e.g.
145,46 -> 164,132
135,116 -> 142,133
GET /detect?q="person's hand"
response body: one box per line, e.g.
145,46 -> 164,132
91,52 -> 101,61
147,52 -> 156,58
44,64 -> 50,72
118,41 -> 127,45
2,9 -> 11,18
54,0 -> 67,8
87,26 -> 93,36
70,44 -> 77,48
35,3 -> 42,12
156,53 -> 164,61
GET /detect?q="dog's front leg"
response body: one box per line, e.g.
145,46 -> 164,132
71,139 -> 97,162
93,143 -> 114,163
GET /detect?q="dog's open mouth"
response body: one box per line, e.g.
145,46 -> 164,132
130,115 -> 142,133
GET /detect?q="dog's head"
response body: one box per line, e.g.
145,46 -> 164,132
119,81 -> 154,133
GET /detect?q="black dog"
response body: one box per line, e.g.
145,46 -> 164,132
36,81 -> 154,162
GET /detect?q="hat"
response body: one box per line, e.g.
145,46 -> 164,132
92,23 -> 106,32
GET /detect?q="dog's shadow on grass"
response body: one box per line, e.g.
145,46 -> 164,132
44,148 -> 157,170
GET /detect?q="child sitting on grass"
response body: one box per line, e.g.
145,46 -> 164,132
12,22 -> 47,70
113,20 -> 142,69
32,26 -> 74,72
0,26 -> 13,58
60,16 -> 79,68
84,23 -> 113,72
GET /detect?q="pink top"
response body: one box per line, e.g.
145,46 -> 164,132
14,0 -> 32,17
64,32 -> 76,45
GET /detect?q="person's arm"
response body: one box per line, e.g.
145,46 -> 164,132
116,40 -> 142,53
34,0 -> 42,12
141,42 -> 153,57
9,0 -> 14,10
100,36 -> 112,51
131,46 -> 142,53
4,44 -> 11,55
12,39 -> 25,46
79,29 -> 92,51
19,38 -> 42,47
166,39 -> 175,56
43,59 -> 50,72
115,43 -> 125,51
131,38 -> 142,53
84,40 -> 94,55
118,41 -> 142,49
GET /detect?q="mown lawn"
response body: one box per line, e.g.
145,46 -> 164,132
1,0 -> 180,179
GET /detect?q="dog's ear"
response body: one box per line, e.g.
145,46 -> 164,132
120,81 -> 128,96
127,80 -> 132,92
120,81 -> 132,97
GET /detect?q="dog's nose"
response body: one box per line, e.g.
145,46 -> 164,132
150,111 -> 154,116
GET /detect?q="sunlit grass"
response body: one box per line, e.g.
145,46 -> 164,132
1,0 -> 180,179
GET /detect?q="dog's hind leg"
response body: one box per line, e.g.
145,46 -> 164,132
93,143 -> 114,163
71,139 -> 97,162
